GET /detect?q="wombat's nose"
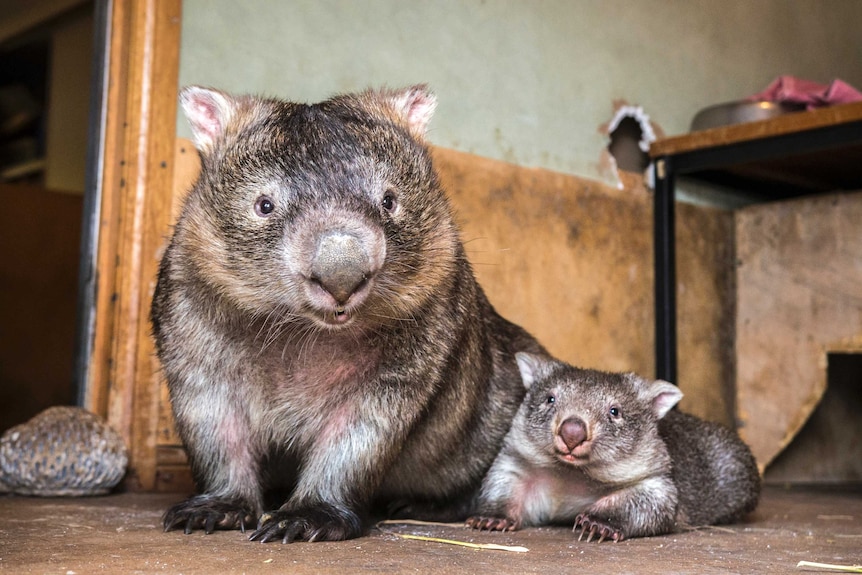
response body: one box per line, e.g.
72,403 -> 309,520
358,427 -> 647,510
558,417 -> 587,451
310,231 -> 371,305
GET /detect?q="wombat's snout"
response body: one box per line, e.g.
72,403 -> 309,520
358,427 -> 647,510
310,231 -> 374,305
558,417 -> 588,451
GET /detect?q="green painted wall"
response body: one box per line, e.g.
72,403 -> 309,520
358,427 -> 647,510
178,0 -> 862,185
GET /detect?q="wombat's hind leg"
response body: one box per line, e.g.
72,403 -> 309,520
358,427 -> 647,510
249,503 -> 364,543
466,516 -> 519,532
163,494 -> 258,534
574,514 -> 624,543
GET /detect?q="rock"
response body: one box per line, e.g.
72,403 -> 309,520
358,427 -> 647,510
0,406 -> 128,496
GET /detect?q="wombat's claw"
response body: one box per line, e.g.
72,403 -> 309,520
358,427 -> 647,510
574,514 -> 623,543
251,517 -> 309,543
465,516 -> 518,532
249,504 -> 363,543
162,495 -> 256,535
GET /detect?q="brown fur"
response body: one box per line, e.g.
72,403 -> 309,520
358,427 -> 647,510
151,85 -> 545,543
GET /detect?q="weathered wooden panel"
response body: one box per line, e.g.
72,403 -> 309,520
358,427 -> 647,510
676,202 -> 736,425
435,150 -> 735,426
736,191 -> 862,471
435,150 -> 654,374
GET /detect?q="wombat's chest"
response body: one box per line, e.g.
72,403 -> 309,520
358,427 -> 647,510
256,332 -> 382,392
235,333 -> 384,448
514,466 -> 605,526
282,346 -> 382,395
172,309 -> 387,445
200,319 -> 383,410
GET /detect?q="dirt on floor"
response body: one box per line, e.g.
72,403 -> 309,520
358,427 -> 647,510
1,486 -> 860,574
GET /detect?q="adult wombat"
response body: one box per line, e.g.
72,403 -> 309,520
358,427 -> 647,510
152,85 -> 545,543
468,353 -> 761,542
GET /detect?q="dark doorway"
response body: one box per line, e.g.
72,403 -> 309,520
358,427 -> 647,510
0,2 -> 94,431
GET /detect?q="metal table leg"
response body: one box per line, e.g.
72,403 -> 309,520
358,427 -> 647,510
653,157 -> 677,383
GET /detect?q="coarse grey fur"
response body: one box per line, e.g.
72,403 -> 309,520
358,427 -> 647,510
468,353 -> 760,542
151,85 -> 545,543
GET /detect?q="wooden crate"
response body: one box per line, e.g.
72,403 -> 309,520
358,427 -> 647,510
736,191 -> 862,472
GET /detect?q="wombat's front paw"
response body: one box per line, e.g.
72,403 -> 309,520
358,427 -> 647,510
163,495 -> 257,534
249,503 -> 363,543
466,515 -> 520,532
574,513 -> 624,543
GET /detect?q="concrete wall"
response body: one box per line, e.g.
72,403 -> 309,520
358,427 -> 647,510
178,0 -> 862,186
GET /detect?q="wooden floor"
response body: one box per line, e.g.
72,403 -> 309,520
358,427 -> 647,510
1,486 -> 860,574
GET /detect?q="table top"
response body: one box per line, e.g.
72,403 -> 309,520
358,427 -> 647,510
650,101 -> 862,158
648,101 -> 862,196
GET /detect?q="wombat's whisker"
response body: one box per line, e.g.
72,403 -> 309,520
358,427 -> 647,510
368,310 -> 419,324
254,308 -> 290,353
460,236 -> 490,246
291,323 -> 322,364
254,308 -> 306,356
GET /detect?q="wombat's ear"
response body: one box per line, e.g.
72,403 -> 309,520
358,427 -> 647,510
387,85 -> 437,139
647,379 -> 683,419
180,86 -> 238,153
515,352 -> 550,390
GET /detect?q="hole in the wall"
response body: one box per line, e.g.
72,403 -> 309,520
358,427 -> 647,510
607,116 -> 650,174
764,352 -> 862,484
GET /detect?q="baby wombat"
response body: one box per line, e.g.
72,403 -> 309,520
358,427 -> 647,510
151,85 -> 545,543
468,353 -> 760,542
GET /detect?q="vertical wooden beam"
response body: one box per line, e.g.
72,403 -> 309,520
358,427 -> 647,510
85,0 -> 181,491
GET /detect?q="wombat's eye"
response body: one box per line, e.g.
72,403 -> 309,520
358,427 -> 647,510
255,196 -> 275,217
381,192 -> 397,212
545,395 -> 555,405
609,406 -> 621,418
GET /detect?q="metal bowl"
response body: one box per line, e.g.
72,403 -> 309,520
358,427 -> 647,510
690,100 -> 805,132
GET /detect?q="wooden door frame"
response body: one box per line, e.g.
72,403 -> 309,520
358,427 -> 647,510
77,0 -> 182,490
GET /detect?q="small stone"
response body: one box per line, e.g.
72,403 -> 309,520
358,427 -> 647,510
0,406 -> 128,496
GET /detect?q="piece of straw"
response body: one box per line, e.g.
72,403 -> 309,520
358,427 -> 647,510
797,561 -> 862,573
390,532 -> 529,553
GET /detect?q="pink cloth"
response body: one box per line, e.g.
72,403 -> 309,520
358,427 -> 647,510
747,75 -> 862,110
